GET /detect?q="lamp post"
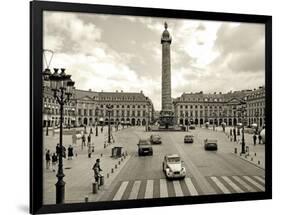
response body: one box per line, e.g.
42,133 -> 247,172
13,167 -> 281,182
95,107 -> 99,136
106,104 -> 113,143
238,102 -> 247,154
44,105 -> 51,136
232,107 -> 237,142
48,68 -> 75,204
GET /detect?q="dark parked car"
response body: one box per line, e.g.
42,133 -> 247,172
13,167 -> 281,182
150,134 -> 162,144
137,139 -> 153,156
189,124 -> 196,130
184,135 -> 194,143
204,139 -> 218,150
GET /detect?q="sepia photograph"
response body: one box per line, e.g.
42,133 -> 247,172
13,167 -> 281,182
38,5 -> 268,209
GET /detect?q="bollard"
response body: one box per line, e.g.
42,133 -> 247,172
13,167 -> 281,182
85,196 -> 89,202
111,168 -> 114,173
234,148 -> 237,154
107,173 -> 109,178
121,158 -> 123,162
258,160 -> 260,165
251,157 -> 253,161
118,160 -> 121,165
101,153 -> 103,157
92,182 -> 98,194
100,175 -> 104,186
230,137 -> 232,142
254,153 -> 256,156
115,164 -> 118,169
104,144 -> 106,148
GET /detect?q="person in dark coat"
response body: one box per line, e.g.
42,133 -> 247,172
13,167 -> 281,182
51,153 -> 58,172
68,145 -> 74,160
45,150 -> 51,169
87,134 -> 91,144
92,159 -> 102,187
233,128 -> 237,142
56,144 -> 60,154
253,134 -> 257,146
82,134 -> 86,149
230,128 -> 233,136
258,134 -> 262,144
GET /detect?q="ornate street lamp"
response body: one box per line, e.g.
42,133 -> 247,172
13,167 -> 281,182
48,68 -> 75,204
106,104 -> 113,143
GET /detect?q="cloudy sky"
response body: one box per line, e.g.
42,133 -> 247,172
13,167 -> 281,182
43,11 -> 265,110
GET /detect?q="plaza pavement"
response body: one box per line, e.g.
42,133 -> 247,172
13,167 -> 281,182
43,125 -> 265,204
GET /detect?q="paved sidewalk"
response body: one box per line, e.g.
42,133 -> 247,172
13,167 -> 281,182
43,126 -> 131,204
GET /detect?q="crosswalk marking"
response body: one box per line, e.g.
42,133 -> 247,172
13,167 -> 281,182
221,176 -> 244,193
253,176 -> 265,184
173,180 -> 184,197
184,178 -> 198,195
111,175 -> 265,201
144,180 -> 154,199
232,176 -> 256,192
128,180 -> 141,200
113,181 -> 129,201
160,179 -> 168,198
210,176 -> 231,194
243,176 -> 265,191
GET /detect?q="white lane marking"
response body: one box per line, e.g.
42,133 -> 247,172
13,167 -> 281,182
173,180 -> 184,197
184,178 -> 198,195
254,176 -> 265,184
160,179 -> 168,198
144,180 -> 154,199
222,176 -> 244,193
243,176 -> 265,191
232,176 -> 256,192
113,181 -> 129,201
128,180 -> 141,200
210,176 -> 231,194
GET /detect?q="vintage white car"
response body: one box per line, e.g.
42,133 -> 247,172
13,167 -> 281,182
162,154 -> 186,179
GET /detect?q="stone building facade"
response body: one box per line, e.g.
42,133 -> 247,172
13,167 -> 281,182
173,86 -> 265,128
43,87 -> 154,127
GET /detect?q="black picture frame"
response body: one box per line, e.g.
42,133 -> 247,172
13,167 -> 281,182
30,1 -> 272,214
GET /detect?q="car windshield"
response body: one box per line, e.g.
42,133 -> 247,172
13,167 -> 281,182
167,157 -> 181,163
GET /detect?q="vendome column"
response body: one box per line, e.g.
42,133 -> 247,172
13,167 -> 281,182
160,22 -> 175,128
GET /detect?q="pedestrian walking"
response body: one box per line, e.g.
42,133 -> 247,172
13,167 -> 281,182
45,150 -> 51,169
233,128 -> 237,142
253,134 -> 257,146
90,127 -> 93,134
101,126 -> 103,133
92,159 -> 102,188
68,145 -> 74,160
87,134 -> 91,144
230,128 -> 232,136
51,153 -> 58,172
82,134 -> 86,148
258,134 -> 262,144
56,143 -> 60,154
88,143 -> 92,158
